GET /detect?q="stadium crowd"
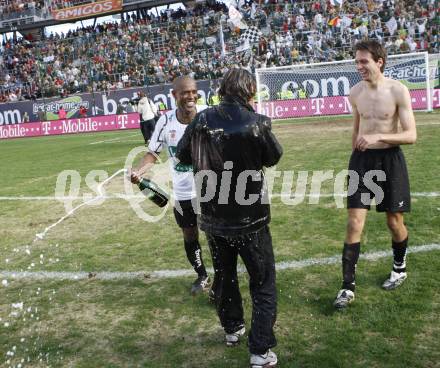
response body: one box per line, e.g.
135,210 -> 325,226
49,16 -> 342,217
0,0 -> 438,102
48,0 -> 96,11
0,0 -> 44,18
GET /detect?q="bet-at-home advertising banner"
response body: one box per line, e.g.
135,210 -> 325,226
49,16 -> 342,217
1,59 -> 439,140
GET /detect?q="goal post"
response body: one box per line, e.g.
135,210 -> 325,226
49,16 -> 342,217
255,52 -> 435,120
429,53 -> 440,111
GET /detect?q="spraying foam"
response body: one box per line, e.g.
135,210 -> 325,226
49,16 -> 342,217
33,169 -> 127,242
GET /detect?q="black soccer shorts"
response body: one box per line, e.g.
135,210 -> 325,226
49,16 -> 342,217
173,199 -> 198,228
347,146 -> 411,212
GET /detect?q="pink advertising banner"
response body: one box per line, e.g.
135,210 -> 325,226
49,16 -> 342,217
258,89 -> 439,119
1,89 -> 438,140
0,113 -> 140,140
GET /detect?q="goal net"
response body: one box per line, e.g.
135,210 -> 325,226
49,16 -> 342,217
255,52 -> 436,119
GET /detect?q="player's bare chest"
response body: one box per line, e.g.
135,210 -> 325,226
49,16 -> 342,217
356,89 -> 397,120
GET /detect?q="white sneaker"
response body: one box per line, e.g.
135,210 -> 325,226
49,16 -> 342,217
333,289 -> 355,309
250,349 -> 277,367
382,271 -> 407,290
225,326 -> 245,346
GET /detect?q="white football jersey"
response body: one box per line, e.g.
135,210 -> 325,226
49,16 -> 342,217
148,105 -> 207,201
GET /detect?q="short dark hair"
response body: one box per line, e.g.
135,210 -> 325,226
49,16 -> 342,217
355,40 -> 387,72
218,68 -> 256,104
172,75 -> 196,91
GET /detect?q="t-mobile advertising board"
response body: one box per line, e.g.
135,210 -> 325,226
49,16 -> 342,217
257,89 -> 438,119
0,113 -> 139,140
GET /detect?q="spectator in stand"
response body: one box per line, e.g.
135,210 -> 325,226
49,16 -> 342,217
22,111 -> 29,123
0,0 -> 45,19
58,106 -> 67,119
79,105 -> 87,118
37,107 -> 46,121
125,101 -> 134,113
116,101 -> 125,115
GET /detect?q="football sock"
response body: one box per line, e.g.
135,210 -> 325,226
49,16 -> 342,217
184,240 -> 207,277
392,237 -> 408,273
341,242 -> 360,292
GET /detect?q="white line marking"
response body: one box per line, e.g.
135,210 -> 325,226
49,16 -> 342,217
0,195 -> 142,200
276,243 -> 440,270
1,244 -> 439,281
272,192 -> 440,198
1,192 -> 439,201
417,122 -> 440,126
89,133 -> 139,145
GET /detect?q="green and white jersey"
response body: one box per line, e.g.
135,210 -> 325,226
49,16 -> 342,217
148,105 -> 208,201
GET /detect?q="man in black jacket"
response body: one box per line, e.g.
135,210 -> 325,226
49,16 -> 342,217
176,68 -> 282,368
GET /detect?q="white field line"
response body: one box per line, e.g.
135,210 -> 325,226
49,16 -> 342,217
88,121 -> 440,144
1,243 -> 439,281
90,139 -> 142,145
1,192 -> 439,201
89,133 -> 140,145
272,192 -> 440,198
0,195 -> 143,200
417,122 -> 440,126
273,117 -> 440,126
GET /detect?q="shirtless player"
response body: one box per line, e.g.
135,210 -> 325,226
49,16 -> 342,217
334,40 -> 417,309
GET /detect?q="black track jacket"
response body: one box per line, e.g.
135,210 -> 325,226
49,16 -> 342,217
176,98 -> 283,236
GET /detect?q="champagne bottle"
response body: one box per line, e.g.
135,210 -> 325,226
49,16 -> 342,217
138,178 -> 169,208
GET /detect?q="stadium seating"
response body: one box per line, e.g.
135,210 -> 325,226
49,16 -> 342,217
49,0 -> 95,11
0,0 -> 44,20
0,0 -> 438,102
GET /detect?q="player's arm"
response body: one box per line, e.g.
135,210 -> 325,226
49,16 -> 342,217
129,152 -> 158,184
349,91 -> 360,151
129,115 -> 165,184
260,118 -> 283,167
377,84 -> 417,145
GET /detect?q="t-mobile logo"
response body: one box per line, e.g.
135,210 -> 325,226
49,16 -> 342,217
117,115 -> 128,129
41,121 -> 51,135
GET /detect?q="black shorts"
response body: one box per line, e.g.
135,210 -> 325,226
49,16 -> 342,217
347,147 -> 411,212
173,199 -> 198,228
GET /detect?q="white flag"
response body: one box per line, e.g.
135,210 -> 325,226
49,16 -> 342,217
386,17 -> 398,35
228,5 -> 242,22
250,3 -> 256,19
330,0 -> 344,6
341,15 -> 352,28
219,23 -> 227,57
228,5 -> 248,29
236,39 -> 250,52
